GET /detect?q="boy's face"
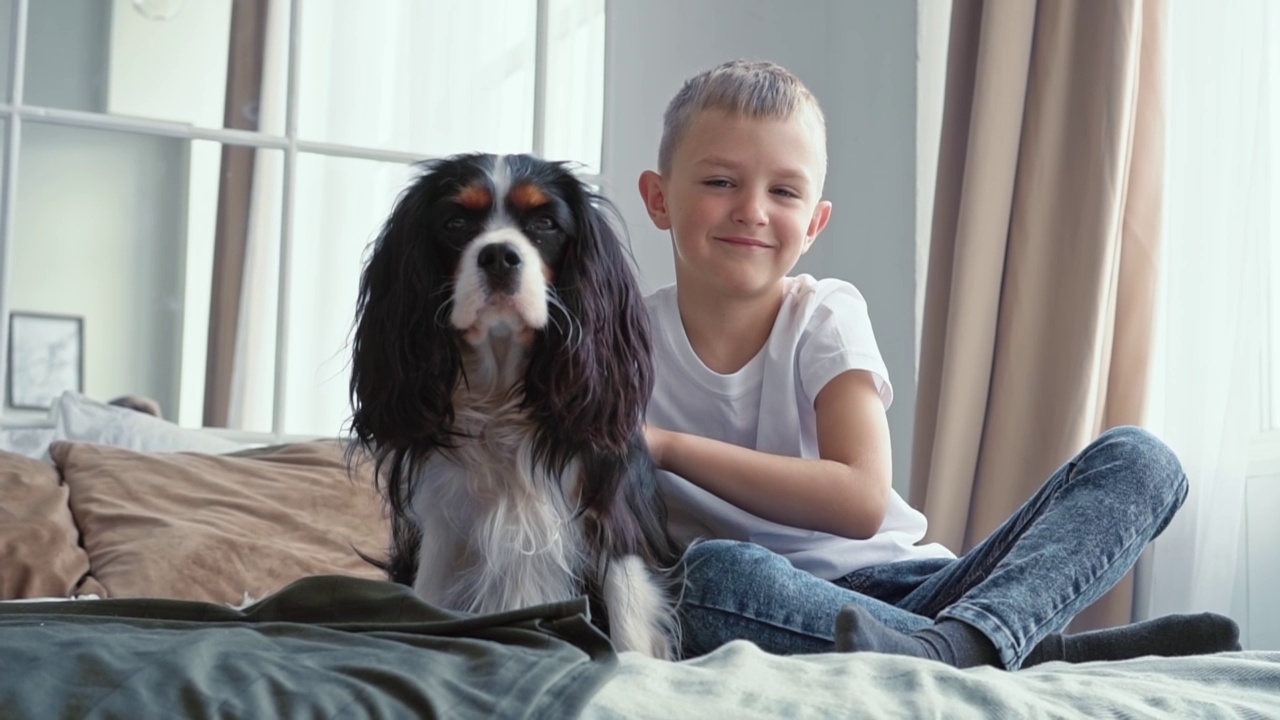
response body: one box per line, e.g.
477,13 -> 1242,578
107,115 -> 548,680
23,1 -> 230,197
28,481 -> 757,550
639,108 -> 832,302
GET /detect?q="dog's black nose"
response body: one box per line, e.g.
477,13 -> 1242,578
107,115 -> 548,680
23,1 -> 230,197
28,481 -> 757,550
478,242 -> 522,280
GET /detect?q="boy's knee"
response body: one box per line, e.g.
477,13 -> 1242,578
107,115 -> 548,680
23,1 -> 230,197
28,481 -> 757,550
681,540 -> 789,594
683,539 -> 771,573
1089,425 -> 1188,504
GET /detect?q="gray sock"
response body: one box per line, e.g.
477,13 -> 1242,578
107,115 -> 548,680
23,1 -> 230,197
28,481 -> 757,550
1021,612 -> 1241,667
834,604 -> 1000,668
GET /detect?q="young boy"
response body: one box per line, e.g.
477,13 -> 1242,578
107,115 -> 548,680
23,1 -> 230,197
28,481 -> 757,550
636,59 -> 1240,669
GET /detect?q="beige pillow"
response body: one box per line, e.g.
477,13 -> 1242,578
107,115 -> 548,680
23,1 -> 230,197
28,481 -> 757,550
0,449 -> 92,599
52,440 -> 390,605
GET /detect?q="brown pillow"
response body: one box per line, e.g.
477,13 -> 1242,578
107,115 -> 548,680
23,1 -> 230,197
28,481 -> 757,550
51,440 -> 390,605
0,450 -> 92,599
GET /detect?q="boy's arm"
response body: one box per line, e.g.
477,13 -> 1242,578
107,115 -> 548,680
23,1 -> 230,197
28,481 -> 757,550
645,369 -> 892,540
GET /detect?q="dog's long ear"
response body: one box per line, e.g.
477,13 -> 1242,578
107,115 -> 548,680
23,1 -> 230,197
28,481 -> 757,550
524,184 -> 653,466
348,168 -> 460,514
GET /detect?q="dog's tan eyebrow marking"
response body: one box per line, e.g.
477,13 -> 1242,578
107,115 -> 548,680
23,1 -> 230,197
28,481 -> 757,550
510,182 -> 550,211
455,185 -> 492,210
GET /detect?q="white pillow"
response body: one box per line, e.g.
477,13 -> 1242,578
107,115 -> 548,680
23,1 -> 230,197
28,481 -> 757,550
50,392 -> 250,455
0,426 -> 58,461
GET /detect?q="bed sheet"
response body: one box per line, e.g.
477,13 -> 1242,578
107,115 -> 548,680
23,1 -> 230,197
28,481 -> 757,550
587,640 -> 1280,719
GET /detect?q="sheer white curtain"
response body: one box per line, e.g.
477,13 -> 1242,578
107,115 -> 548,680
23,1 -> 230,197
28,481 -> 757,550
1134,0 -> 1277,623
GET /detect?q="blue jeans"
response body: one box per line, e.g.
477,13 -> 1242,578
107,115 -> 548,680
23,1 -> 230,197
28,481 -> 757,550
677,426 -> 1189,669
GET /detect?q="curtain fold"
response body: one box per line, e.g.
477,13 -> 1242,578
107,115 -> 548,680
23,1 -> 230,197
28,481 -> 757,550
912,0 -> 1166,630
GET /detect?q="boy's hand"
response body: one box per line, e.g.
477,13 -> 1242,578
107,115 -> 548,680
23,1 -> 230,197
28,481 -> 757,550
644,370 -> 891,539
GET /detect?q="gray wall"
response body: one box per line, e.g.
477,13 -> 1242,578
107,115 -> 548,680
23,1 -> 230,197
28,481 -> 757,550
602,0 -> 919,495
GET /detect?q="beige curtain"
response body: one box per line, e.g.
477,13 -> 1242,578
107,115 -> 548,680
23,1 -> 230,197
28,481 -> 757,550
911,0 -> 1166,631
204,0 -> 271,427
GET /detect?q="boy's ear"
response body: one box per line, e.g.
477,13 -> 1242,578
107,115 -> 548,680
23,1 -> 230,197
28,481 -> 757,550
637,170 -> 672,230
802,200 -> 833,254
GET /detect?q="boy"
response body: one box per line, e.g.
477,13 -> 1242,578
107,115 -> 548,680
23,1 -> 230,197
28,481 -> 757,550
636,60 -> 1239,669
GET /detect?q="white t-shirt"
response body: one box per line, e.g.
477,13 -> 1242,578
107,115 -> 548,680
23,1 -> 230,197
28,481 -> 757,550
645,274 -> 955,581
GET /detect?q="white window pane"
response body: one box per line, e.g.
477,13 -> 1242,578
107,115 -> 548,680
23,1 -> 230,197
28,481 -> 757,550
282,154 -> 418,437
1156,0 -> 1272,442
8,124 -> 283,431
298,0 -> 537,157
1268,0 -> 1280,432
543,0 -> 605,171
10,124 -> 186,417
1270,127 -> 1280,432
1263,0 -> 1280,433
186,142 -> 285,435
23,0 -> 289,135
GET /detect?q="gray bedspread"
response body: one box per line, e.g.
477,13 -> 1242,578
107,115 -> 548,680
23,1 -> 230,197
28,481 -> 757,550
587,640 -> 1280,719
0,576 -> 616,720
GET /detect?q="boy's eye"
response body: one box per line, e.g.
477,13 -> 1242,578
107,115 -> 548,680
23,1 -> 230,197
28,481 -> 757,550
772,188 -> 801,199
703,179 -> 733,188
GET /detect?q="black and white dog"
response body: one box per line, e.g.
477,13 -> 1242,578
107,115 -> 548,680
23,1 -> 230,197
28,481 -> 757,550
348,153 -> 682,659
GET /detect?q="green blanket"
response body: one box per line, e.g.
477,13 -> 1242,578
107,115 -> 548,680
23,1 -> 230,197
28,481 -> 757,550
0,575 -> 618,719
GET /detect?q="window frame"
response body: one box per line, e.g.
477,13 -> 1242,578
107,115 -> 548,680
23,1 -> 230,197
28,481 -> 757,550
0,0 -> 604,442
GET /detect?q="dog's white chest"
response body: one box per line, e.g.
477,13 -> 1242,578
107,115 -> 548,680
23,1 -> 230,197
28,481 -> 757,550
409,430 -> 585,616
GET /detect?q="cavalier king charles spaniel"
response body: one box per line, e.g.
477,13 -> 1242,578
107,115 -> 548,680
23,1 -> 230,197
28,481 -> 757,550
348,153 -> 682,659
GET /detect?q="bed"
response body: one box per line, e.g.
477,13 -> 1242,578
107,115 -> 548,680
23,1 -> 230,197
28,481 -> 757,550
3,392 -> 1279,719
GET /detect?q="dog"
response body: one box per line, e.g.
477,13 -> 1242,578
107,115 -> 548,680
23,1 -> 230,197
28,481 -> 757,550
348,152 -> 683,659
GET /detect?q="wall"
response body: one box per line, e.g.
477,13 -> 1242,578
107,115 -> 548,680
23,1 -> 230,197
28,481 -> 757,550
603,0 -> 920,495
821,0 -> 918,497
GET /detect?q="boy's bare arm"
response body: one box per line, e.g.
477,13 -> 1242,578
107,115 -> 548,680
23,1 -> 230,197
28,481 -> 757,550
646,370 -> 892,539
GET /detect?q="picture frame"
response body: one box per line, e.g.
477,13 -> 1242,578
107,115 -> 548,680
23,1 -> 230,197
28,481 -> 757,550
5,311 -> 85,411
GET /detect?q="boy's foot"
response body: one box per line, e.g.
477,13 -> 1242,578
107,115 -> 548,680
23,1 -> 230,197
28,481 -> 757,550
834,604 -> 1242,669
833,605 -> 999,667
1021,612 -> 1242,667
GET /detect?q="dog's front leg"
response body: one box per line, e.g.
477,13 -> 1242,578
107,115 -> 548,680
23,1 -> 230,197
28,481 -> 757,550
408,493 -> 461,608
411,534 -> 457,608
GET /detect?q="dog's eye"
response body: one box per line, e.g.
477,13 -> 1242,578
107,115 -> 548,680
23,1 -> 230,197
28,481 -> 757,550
445,217 -> 469,231
525,217 -> 555,233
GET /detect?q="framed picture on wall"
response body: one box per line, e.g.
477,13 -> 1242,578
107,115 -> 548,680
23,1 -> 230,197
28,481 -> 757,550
5,311 -> 85,411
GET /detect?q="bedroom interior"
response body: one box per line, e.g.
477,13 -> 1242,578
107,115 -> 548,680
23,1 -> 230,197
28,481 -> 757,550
1,0 -> 1279,717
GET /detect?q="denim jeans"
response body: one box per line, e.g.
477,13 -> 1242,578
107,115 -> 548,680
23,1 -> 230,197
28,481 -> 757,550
677,425 -> 1189,669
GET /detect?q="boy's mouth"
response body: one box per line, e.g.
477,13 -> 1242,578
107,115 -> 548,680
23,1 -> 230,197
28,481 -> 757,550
715,235 -> 773,249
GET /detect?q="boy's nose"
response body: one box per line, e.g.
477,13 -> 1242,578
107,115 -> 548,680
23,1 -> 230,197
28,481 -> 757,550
731,195 -> 768,226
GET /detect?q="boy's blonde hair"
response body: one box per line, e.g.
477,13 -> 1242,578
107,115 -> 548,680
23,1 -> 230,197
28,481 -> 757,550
658,59 -> 828,180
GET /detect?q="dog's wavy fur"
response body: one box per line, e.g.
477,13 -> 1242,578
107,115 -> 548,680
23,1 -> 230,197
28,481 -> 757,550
347,153 -> 683,658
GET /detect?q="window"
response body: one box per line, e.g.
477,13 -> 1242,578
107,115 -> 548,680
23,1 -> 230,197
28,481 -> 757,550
1147,0 -> 1279,642
1150,0 -> 1279,478
0,0 -> 606,439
